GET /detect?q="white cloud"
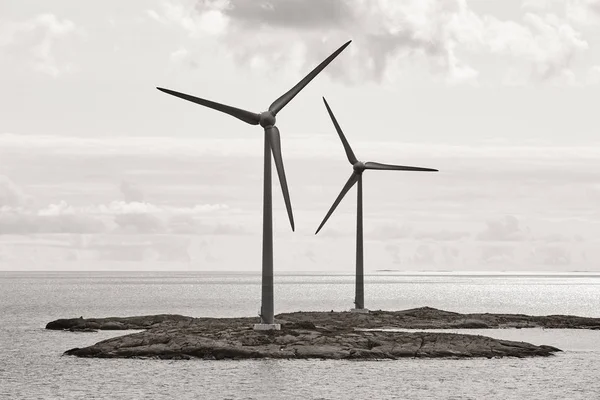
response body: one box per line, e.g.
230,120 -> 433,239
0,14 -> 81,77
87,200 -> 229,215
0,176 -> 235,235
484,12 -> 588,81
146,0 -> 592,85
523,0 -> 600,28
147,1 -> 229,37
566,0 -> 600,26
0,199 -> 242,235
0,211 -> 107,235
169,46 -> 189,63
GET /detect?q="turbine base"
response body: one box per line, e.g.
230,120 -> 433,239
350,308 -> 370,314
253,323 -> 281,331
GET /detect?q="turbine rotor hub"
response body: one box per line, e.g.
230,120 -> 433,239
353,161 -> 366,173
259,112 -> 276,128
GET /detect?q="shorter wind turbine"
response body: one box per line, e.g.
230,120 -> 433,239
315,97 -> 438,312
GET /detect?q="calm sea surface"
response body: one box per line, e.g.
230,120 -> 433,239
1,272 -> 600,399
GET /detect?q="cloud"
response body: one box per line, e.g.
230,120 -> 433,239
146,1 -> 229,36
485,13 -> 588,82
524,0 -> 600,26
147,0 -> 591,84
480,244 -> 516,265
383,241 -> 459,267
164,213 -> 250,235
440,245 -> 461,266
227,0 -> 355,29
476,215 -> 531,242
0,212 -> 107,235
532,244 -> 572,265
82,235 -> 192,263
76,200 -> 229,216
0,175 -> 30,207
566,0 -> 600,26
414,230 -> 471,241
369,223 -> 471,243
0,178 -> 107,235
119,181 -> 145,203
0,177 -> 238,235
413,243 -> 436,265
168,46 -> 199,68
114,213 -> 163,234
384,243 -> 403,265
152,236 -> 193,262
0,14 -> 81,77
91,241 -> 154,262
369,223 -> 413,240
0,200 -> 246,235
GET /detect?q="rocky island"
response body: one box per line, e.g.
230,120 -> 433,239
47,307 -> 600,360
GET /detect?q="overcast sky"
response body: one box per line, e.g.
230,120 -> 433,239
1,0 -> 599,272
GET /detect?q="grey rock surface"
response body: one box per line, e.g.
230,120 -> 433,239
46,307 -> 583,360
47,306 -> 600,332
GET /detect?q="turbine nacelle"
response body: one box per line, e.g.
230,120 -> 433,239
353,161 -> 366,173
259,112 -> 276,128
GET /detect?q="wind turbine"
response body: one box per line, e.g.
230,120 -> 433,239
157,41 -> 351,329
315,97 -> 438,313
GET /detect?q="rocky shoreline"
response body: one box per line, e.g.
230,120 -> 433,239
48,307 -> 600,360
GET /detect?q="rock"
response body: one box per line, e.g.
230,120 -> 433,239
101,322 -> 125,330
69,327 -> 98,333
47,307 -> 600,332
45,314 -> 194,331
54,310 -> 572,360
448,319 -> 491,329
282,321 -> 316,330
62,323 -> 560,360
50,306 -> 600,360
276,307 -> 600,330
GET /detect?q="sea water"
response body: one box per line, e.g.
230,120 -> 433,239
1,272 -> 600,399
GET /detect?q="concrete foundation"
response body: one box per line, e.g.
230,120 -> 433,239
350,308 -> 370,314
253,323 -> 281,331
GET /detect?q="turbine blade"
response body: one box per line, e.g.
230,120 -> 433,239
268,40 -> 351,116
157,87 -> 261,125
322,97 -> 358,165
364,162 -> 438,172
315,172 -> 359,235
265,126 -> 295,231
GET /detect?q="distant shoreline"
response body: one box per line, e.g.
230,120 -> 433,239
4,270 -> 600,276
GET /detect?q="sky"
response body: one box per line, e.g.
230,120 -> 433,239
1,0 -> 599,272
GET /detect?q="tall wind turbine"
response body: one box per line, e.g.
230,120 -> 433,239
157,41 -> 351,329
315,97 -> 438,312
